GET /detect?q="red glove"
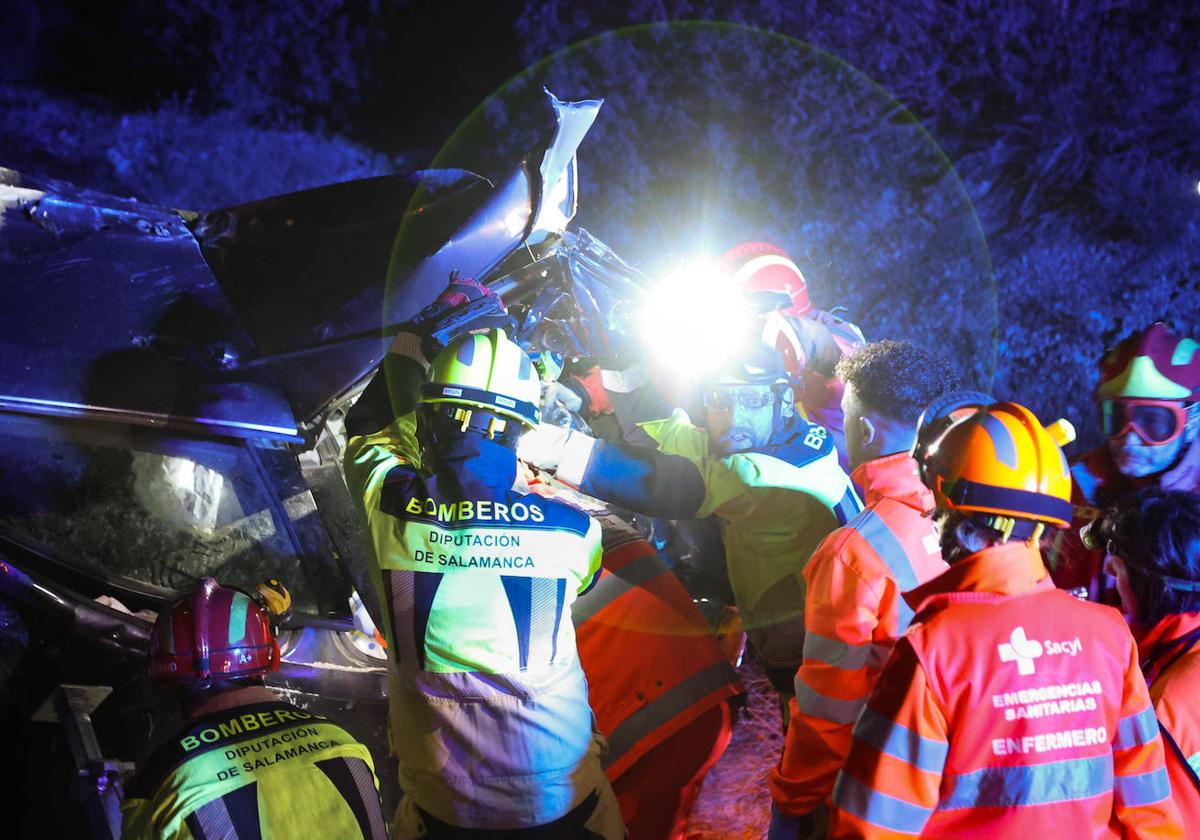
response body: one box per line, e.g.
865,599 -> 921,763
410,271 -> 508,356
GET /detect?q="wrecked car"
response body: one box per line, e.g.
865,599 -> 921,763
0,92 -> 697,835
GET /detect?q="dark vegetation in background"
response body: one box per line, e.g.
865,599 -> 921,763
0,3 -> 1196,832
1,0 -> 1198,441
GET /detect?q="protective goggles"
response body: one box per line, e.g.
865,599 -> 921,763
702,383 -> 786,411
1099,399 -> 1190,445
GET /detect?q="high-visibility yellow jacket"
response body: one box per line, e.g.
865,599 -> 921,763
559,408 -> 860,673
344,417 -> 610,829
121,695 -> 385,840
771,453 -> 946,816
830,542 -> 1182,838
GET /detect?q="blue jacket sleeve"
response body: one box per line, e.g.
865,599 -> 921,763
345,334 -> 426,438
578,439 -> 707,520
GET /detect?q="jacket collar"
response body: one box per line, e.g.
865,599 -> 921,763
904,540 -> 1052,614
851,452 -> 932,512
1135,611 -> 1200,664
187,685 -> 278,722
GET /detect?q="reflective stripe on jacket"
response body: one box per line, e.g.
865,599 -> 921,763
344,424 -> 608,828
771,453 -> 946,816
1138,612 -> 1200,832
572,514 -> 744,780
830,541 -> 1183,838
120,700 -> 385,840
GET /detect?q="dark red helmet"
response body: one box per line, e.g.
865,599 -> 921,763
1096,322 -> 1200,402
148,577 -> 280,684
719,242 -> 812,317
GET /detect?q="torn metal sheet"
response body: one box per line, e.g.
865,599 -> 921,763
0,169 -> 300,442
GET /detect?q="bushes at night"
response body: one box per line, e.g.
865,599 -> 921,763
0,87 -> 396,209
516,0 -> 1200,244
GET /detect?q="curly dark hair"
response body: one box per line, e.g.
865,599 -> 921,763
1102,488 -> 1200,627
835,340 -> 961,426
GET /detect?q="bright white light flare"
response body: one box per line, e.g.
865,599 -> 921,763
637,262 -> 754,380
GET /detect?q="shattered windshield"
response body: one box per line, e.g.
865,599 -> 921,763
0,413 -> 325,613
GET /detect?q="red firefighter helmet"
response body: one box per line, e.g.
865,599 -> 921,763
719,242 -> 812,317
148,577 -> 280,684
1096,322 -> 1200,401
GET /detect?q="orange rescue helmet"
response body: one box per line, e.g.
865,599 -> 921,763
148,577 -> 280,685
921,401 -> 1073,530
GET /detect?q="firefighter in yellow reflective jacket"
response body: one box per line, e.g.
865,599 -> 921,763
342,279 -> 623,837
520,342 -> 861,695
121,578 -> 387,840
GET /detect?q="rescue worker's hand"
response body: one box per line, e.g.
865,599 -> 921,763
517,422 -> 572,472
409,272 -> 509,358
767,804 -> 815,840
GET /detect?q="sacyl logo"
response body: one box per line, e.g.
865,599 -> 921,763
998,627 -> 1083,676
998,627 -> 1044,675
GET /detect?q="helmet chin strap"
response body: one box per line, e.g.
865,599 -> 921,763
769,406 -> 800,444
769,380 -> 798,443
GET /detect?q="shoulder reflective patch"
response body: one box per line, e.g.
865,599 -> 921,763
855,509 -> 920,630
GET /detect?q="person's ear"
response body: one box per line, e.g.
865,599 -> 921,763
860,416 -> 877,447
955,518 -> 988,553
779,386 -> 795,420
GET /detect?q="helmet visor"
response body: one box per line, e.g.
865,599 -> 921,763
1100,399 -> 1188,445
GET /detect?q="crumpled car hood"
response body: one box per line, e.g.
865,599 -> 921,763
0,91 -> 602,442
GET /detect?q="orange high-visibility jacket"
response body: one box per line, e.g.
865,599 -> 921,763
573,514 -> 744,780
771,453 -> 947,816
1138,611 -> 1200,833
830,541 -> 1182,838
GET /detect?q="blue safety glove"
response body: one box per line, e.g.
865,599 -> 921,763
768,803 -> 815,840
408,271 -> 509,358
